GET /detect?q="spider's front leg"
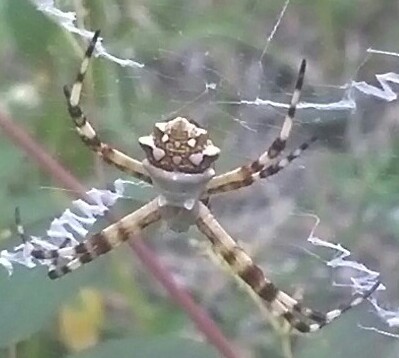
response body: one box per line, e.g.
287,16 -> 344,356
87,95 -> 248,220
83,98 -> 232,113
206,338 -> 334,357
64,30 -> 152,184
32,199 -> 160,279
195,202 -> 378,332
206,59 -> 315,196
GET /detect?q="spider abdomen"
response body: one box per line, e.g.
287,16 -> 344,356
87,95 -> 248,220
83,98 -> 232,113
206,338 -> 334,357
143,159 -> 214,211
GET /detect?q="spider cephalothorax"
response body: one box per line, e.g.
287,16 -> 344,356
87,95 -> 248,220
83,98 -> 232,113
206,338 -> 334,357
31,30 -> 379,334
138,116 -> 220,174
139,117 -> 220,211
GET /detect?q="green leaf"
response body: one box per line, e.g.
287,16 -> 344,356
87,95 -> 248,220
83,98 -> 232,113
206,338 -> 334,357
5,0 -> 59,61
0,260 -> 104,347
67,336 -> 218,358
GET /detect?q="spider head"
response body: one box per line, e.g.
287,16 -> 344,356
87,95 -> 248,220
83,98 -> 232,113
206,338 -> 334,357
139,116 -> 220,173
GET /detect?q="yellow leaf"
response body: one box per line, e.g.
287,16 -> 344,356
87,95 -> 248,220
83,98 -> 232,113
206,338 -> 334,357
59,288 -> 104,352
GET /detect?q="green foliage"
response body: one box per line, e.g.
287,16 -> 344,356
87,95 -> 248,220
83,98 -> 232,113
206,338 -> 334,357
5,0 -> 59,62
0,265 -> 100,347
66,336 -> 218,358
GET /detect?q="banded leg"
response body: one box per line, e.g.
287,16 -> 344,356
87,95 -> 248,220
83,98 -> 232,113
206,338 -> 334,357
32,199 -> 160,279
195,202 -> 379,332
64,30 -> 151,184
14,207 -> 27,243
206,137 -> 316,196
46,238 -> 73,273
15,208 -> 73,270
206,59 -> 306,195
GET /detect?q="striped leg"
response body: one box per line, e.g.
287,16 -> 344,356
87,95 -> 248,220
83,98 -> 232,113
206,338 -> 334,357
206,59 -> 306,195
64,30 -> 151,184
15,208 -> 73,270
255,137 -> 316,180
15,207 -> 27,243
195,202 -> 379,333
32,199 -> 160,279
46,238 -> 73,273
206,137 -> 316,196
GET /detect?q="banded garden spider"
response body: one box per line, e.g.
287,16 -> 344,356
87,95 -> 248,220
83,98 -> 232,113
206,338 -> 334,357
29,30 -> 378,333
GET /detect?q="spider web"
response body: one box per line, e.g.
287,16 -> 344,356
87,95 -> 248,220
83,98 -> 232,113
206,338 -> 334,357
3,0 -> 399,355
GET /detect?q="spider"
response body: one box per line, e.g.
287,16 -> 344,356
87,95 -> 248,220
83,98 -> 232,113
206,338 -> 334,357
29,30 -> 378,333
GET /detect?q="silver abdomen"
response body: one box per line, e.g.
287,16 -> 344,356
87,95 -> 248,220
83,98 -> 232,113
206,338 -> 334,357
138,117 -> 220,231
143,159 -> 214,231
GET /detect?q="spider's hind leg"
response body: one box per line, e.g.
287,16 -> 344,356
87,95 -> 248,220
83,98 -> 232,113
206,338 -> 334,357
14,208 -> 75,271
277,281 -> 379,332
195,201 -> 379,333
45,199 -> 161,279
14,207 -> 27,243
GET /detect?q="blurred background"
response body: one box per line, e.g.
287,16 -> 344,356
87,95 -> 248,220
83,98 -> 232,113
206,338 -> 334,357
1,0 -> 399,357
